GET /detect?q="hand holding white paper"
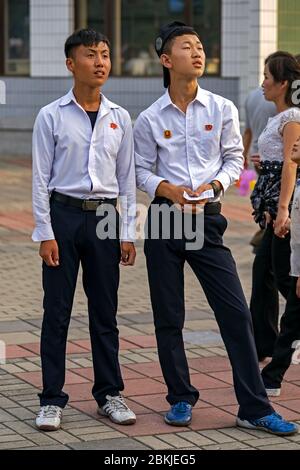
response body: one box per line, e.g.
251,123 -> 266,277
183,189 -> 214,201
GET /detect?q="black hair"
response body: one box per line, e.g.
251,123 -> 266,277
265,51 -> 300,107
64,29 -> 110,58
162,28 -> 200,55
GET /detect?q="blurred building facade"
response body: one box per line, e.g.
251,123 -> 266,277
0,0 -> 299,155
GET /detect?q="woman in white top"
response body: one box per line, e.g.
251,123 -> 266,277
261,138 -> 300,396
250,52 -> 300,361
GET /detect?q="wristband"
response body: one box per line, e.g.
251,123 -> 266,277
209,181 -> 222,198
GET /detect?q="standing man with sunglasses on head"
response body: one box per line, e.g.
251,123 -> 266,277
134,21 -> 298,436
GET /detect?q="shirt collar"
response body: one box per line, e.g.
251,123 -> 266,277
59,89 -> 120,110
160,85 -> 209,110
59,89 -> 77,106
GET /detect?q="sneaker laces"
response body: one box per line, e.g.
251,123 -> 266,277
254,412 -> 290,430
172,402 -> 191,413
38,405 -> 61,418
106,395 -> 130,413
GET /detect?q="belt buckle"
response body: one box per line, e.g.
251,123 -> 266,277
82,200 -> 100,211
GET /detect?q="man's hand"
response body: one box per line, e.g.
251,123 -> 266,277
39,240 -> 60,267
156,181 -> 201,206
194,183 -> 216,205
120,242 -> 136,266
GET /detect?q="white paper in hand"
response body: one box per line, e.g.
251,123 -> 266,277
183,189 -> 214,201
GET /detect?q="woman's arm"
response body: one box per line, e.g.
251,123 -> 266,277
291,136 -> 300,164
296,277 -> 300,298
274,122 -> 300,237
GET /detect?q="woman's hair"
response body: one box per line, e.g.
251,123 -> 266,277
265,51 -> 300,108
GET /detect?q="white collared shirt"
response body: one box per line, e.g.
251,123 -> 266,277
32,89 -> 136,242
134,86 -> 244,199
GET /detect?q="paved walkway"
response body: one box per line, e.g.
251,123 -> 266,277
0,155 -> 300,450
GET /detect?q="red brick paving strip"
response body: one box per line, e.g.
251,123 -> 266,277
5,345 -> 37,359
19,341 -> 89,355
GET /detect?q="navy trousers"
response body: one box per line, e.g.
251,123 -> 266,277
250,223 -> 291,359
144,203 -> 274,420
262,277 -> 300,388
39,200 -> 124,408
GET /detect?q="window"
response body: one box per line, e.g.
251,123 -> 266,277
121,0 -> 185,77
75,0 -> 116,70
193,0 -> 221,75
4,0 -> 30,75
278,0 -> 300,55
75,0 -> 221,77
75,0 -> 111,37
0,1 -> 4,75
121,0 -> 221,76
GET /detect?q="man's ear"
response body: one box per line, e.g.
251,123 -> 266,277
160,53 -> 172,70
66,57 -> 74,74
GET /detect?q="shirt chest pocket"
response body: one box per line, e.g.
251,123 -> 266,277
199,130 -> 221,155
102,128 -> 123,157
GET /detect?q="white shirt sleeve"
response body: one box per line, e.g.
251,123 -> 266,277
214,101 -> 245,192
116,112 -> 137,242
32,109 -> 55,242
134,113 -> 166,199
279,108 -> 300,135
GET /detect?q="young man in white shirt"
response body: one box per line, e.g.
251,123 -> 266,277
32,29 -> 136,431
134,21 -> 297,435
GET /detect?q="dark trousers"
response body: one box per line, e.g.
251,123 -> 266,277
250,223 -> 291,359
262,277 -> 300,388
144,205 -> 273,420
39,200 -> 124,408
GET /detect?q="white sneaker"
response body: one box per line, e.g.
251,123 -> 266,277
36,405 -> 63,431
98,395 -> 136,425
266,387 -> 281,397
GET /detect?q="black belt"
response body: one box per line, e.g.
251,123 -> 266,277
259,160 -> 283,174
152,197 -> 221,215
51,191 -> 117,211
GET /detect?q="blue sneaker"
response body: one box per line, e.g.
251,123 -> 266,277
165,401 -> 192,426
236,412 -> 298,436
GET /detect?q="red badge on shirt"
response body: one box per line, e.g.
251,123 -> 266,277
110,122 -> 118,129
164,130 -> 172,139
205,124 -> 213,131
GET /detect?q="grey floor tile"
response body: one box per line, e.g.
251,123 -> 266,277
69,438 -> 151,450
